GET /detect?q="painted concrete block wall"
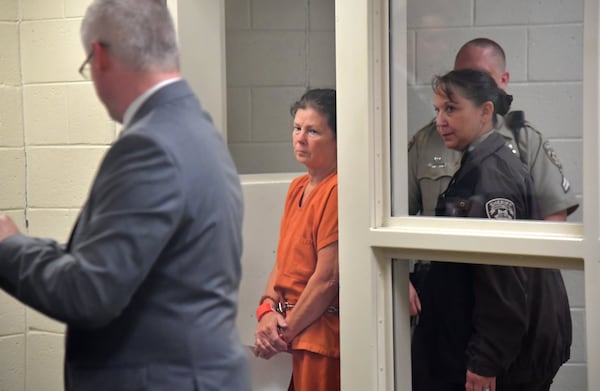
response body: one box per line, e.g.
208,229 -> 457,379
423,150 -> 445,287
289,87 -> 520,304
225,0 -> 336,174
0,0 -> 113,390
406,1 -> 586,389
0,4 -> 27,391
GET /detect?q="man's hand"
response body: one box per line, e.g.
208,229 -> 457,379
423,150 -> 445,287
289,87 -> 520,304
465,369 -> 496,391
0,215 -> 20,242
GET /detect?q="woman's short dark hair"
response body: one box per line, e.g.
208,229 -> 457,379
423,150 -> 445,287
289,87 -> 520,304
432,69 -> 513,125
290,88 -> 337,138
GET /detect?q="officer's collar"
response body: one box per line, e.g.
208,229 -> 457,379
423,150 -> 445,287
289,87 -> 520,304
466,129 -> 494,153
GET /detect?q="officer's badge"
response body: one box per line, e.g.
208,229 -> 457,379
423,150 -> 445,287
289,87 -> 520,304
485,198 -> 516,219
427,155 -> 447,169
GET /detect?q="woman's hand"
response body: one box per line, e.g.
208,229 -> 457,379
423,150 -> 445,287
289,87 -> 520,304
465,369 -> 496,391
409,281 -> 421,316
254,311 -> 289,360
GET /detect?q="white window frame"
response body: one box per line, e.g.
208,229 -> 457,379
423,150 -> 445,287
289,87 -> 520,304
336,0 -> 599,390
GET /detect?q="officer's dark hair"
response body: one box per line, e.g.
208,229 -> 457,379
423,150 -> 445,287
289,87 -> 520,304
290,88 -> 337,139
455,37 -> 506,70
432,68 -> 513,126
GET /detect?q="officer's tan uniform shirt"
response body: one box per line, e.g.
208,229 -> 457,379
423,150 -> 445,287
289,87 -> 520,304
408,115 -> 578,218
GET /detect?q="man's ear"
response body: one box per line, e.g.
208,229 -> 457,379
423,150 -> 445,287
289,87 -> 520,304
92,41 -> 111,71
499,71 -> 510,90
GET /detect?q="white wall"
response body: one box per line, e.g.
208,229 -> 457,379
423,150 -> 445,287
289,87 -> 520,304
0,0 -> 111,389
237,174 -> 296,390
225,0 -> 336,174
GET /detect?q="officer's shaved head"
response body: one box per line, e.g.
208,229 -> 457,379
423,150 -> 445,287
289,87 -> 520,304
454,38 -> 510,90
456,38 -> 506,70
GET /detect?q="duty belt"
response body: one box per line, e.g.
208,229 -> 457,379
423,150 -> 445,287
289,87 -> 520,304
275,301 -> 339,315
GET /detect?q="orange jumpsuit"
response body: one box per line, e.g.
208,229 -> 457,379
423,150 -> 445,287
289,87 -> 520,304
273,172 -> 339,391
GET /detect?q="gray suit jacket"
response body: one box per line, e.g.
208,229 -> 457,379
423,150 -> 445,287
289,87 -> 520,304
0,80 -> 250,390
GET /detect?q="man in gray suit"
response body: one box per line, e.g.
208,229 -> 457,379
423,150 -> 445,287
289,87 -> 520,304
0,1 -> 250,390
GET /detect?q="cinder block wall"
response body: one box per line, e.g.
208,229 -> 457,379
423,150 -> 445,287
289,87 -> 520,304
404,1 -> 587,389
0,2 -> 27,389
0,0 -> 114,389
225,0 -> 336,174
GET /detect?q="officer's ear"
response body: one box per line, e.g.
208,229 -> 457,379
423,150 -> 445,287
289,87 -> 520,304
499,71 -> 510,90
481,101 -> 494,123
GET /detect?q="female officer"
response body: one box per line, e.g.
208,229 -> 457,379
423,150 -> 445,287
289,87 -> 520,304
411,69 -> 572,391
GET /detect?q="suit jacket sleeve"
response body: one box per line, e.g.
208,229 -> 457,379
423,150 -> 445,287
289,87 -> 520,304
0,133 -> 184,328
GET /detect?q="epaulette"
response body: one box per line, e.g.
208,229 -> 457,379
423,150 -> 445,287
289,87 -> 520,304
504,111 -> 527,165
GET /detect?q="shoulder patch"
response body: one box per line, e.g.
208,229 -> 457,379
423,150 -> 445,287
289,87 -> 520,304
542,141 -> 571,193
485,198 -> 516,219
542,141 -> 563,170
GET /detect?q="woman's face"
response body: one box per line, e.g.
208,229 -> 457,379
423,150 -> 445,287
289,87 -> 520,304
292,107 -> 337,172
433,86 -> 492,151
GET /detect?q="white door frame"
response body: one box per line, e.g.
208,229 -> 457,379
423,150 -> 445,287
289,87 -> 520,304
175,0 -> 227,136
336,0 -> 599,389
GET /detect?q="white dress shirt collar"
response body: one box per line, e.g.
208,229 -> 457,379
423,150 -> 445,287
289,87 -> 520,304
122,77 -> 181,129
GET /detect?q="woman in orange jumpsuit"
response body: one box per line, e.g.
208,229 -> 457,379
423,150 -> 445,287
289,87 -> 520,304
253,88 -> 339,391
